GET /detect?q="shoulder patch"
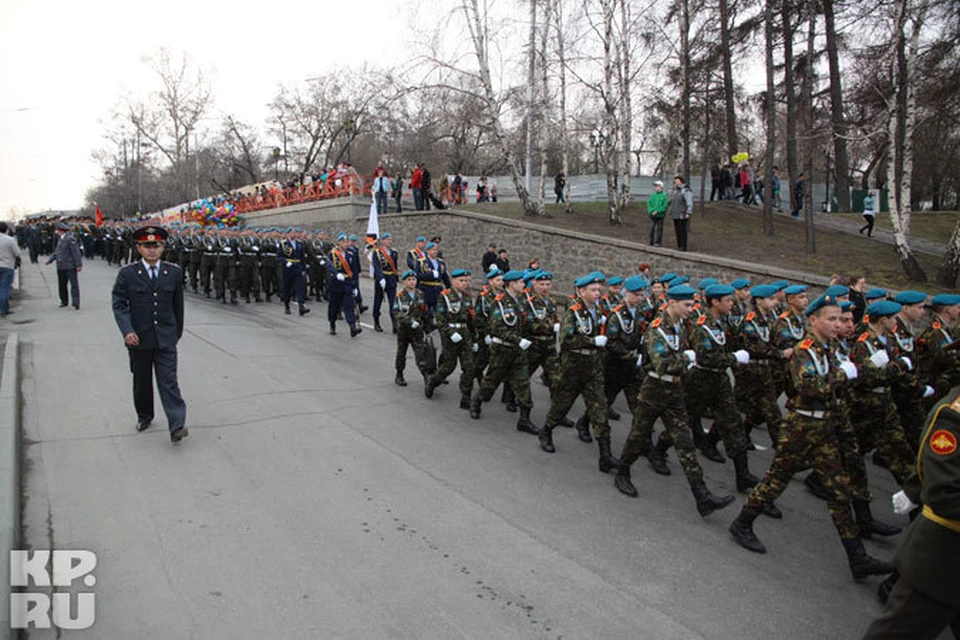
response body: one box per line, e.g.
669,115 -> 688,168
494,293 -> 505,302
696,315 -> 706,326
651,317 -> 662,328
745,311 -> 755,322
441,289 -> 451,295
857,332 -> 870,343
799,338 -> 814,350
779,311 -> 790,319
929,429 -> 957,456
933,321 -> 942,330
570,303 -> 582,311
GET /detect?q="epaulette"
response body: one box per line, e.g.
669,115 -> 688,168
651,317 -> 662,328
692,302 -> 701,311
612,303 -> 625,314
527,295 -> 537,304
494,293 -> 505,302
658,301 -> 668,311
441,289 -> 451,295
933,321 -> 942,330
570,302 -> 582,311
779,311 -> 790,319
799,338 -> 814,350
745,311 -> 756,322
857,332 -> 870,343
696,315 -> 706,326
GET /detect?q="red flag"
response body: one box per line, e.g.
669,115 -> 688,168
95,204 -> 103,227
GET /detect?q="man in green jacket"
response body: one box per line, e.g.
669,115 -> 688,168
647,180 -> 669,247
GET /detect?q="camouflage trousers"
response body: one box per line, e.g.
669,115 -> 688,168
214,257 -> 238,299
603,356 -> 644,418
238,257 -> 260,297
684,368 -> 747,461
893,383 -> 926,452
525,336 -> 559,387
849,392 -> 915,485
745,411 -> 858,539
735,365 -> 783,446
435,334 -> 476,396
186,251 -> 201,290
620,376 -> 703,488
545,352 -> 609,438
478,344 -> 532,409
199,254 -> 216,294
395,326 -> 428,376
473,340 -> 489,383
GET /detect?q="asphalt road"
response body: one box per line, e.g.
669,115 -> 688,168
13,259 -> 910,639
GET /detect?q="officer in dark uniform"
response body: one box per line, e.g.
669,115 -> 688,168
327,232 -> 361,337
111,225 -> 188,444
279,230 -> 310,316
372,232 -> 400,333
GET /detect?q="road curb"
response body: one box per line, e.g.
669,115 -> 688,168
0,333 -> 21,637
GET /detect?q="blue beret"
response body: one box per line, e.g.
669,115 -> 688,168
698,277 -> 719,290
503,270 -> 525,282
450,268 -> 471,278
704,284 -> 735,299
930,294 -> 960,307
348,234 -> 358,241
401,270 -> 416,280
415,235 -> 426,242
751,284 -> 779,299
824,284 -> 849,297
337,232 -> 347,242
667,285 -> 697,300
769,280 -> 789,290
731,278 -> 752,289
425,242 -> 436,250
894,291 -> 927,305
534,270 -> 553,281
657,272 -> 677,284
381,232 -> 391,239
839,301 -> 855,312
804,294 -> 841,317
866,300 -> 901,318
864,288 -> 888,300
524,269 -> 541,283
575,272 -> 606,288
783,284 -> 809,296
485,266 -> 504,279
607,276 -> 624,286
623,275 -> 647,292
669,275 -> 690,287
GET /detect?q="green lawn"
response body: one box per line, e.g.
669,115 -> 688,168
833,211 -> 958,244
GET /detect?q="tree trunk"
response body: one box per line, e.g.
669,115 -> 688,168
553,0 -> 572,212
603,0 -> 621,225
680,0 -> 691,182
782,0 -> 799,213
617,0 -> 633,211
937,221 -> 960,288
536,0 -> 552,215
802,7 -> 816,252
718,0 -> 738,160
763,0 -> 776,236
823,0 -> 850,212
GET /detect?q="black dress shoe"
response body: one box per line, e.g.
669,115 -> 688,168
59,303 -> 68,308
170,427 -> 189,443
136,419 -> 152,432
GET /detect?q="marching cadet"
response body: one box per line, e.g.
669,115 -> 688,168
425,269 -> 476,408
613,284 -> 735,516
891,291 -> 935,449
237,228 -> 262,303
213,227 -> 238,305
306,230 -> 327,303
522,271 -> 575,429
537,272 -> 621,473
848,300 -> 917,486
769,280 -> 789,314
182,226 -> 200,292
735,284 -> 791,450
372,232 -> 400,333
279,230 -> 310,316
327,232 -> 360,336
917,294 -> 960,407
599,276 -> 624,316
415,241 -> 450,319
199,226 -> 217,298
862,386 -> 960,640
259,229 -> 281,302
728,278 -> 751,328
394,270 -> 430,386
346,234 -> 367,314
729,294 -> 895,581
473,267 -> 504,384
771,284 -> 810,398
469,270 -> 540,436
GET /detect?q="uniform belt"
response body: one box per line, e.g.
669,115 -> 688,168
922,505 -> 960,533
420,281 -> 442,286
447,323 -> 466,329
794,409 -> 826,419
695,364 -> 727,373
871,387 -> 887,394
203,252 -> 218,256
567,348 -> 598,356
647,372 -> 679,383
532,335 -> 554,340
490,337 -> 515,347
285,259 -> 301,263
751,359 -> 771,365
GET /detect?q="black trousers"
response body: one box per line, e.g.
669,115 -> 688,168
57,268 -> 80,307
861,577 -> 960,640
129,347 -> 186,432
374,282 -> 397,323
673,219 -> 688,251
281,268 -> 306,304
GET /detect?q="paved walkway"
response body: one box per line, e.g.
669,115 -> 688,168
9,259 -> 912,639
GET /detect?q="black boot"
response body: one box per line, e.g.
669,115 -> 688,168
692,481 -> 735,517
516,406 -> 540,435
804,472 -> 832,501
244,295 -> 251,303
853,499 -> 902,538
469,393 -> 483,419
877,571 -> 899,605
842,537 -> 895,580
734,455 -> 759,493
700,429 -> 726,464
350,322 -> 362,338
284,302 -> 292,315
690,415 -> 707,450
424,375 -> 438,399
760,502 -> 783,519
607,405 -> 621,421
329,322 -> 337,335
395,370 -> 407,387
597,437 -> 620,473
538,426 -> 555,453
614,463 -> 638,497
647,439 -> 671,476
575,415 -> 593,443
230,293 -> 238,305
460,393 -> 471,410
391,317 -> 398,334
374,320 -> 384,333
502,385 -> 518,413
299,303 -> 310,316
729,509 -> 766,553
558,415 -> 574,428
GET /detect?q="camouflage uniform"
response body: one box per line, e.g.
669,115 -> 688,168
917,314 -> 959,406
393,288 -> 429,381
430,288 -> 476,398
475,291 -> 532,409
522,290 -> 560,388
199,231 -> 217,297
259,235 -> 280,302
237,234 -> 262,302
734,308 -> 786,447
473,286 -> 495,383
213,233 -> 239,304
183,231 -> 201,292
772,309 -> 806,399
601,302 -> 646,425
890,317 -> 928,450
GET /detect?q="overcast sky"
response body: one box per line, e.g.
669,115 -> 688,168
0,0 -> 416,217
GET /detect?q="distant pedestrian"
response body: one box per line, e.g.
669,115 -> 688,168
555,172 -> 566,203
710,164 -> 722,201
860,191 -> 877,237
0,221 -> 22,318
371,162 -> 391,216
791,173 -> 806,218
647,180 -> 669,246
46,222 -> 82,309
111,226 -> 188,444
669,176 -> 693,251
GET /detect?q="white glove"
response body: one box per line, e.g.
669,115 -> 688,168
472,343 -> 479,352
892,490 -> 918,515
519,338 -> 532,350
485,335 -> 493,345
379,278 -> 386,289
839,361 -> 858,380
411,321 -> 420,329
450,332 -> 463,343
336,273 -> 346,282
636,355 -> 643,368
733,349 -> 750,365
319,259 -> 326,266
432,269 -> 440,279
923,385 -> 935,398
553,323 -> 560,334
353,288 -> 359,296
899,356 -> 913,371
599,316 -> 607,325
683,350 -> 697,364
594,335 -> 608,347
870,349 -> 890,368
285,261 -> 293,268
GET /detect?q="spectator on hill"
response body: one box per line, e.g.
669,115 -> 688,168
421,164 -> 433,211
791,173 -> 806,218
739,164 -> 753,205
372,162 -> 391,216
721,164 -> 734,200
495,248 -> 510,272
860,191 -> 877,237
410,164 -> 424,211
710,164 -> 723,201
771,166 -> 782,211
669,175 -> 694,251
489,181 -> 498,203
391,173 -> 404,213
452,172 -> 464,204
647,180 -> 669,247
555,172 -> 567,203
481,243 -> 498,274
477,176 -> 488,203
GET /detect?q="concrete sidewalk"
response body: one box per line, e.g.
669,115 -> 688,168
11,258 -> 910,639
